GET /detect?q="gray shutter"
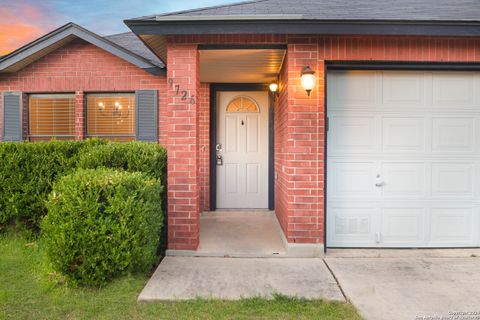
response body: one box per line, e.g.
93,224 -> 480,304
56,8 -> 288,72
135,90 -> 158,142
2,92 -> 23,142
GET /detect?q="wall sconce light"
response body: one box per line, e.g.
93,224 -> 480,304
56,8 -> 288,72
269,81 -> 278,94
98,102 -> 105,112
269,80 -> 279,101
301,66 -> 316,96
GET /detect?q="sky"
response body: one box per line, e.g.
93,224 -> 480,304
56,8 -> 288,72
0,0 -> 239,55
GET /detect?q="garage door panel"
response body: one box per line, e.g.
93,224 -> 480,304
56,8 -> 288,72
475,74 -> 480,105
329,162 -> 377,198
431,163 -> 474,197
381,207 -> 425,246
382,72 -> 425,107
328,70 -> 480,248
329,116 -> 376,153
432,72 -> 475,108
382,162 -> 425,197
431,117 -> 475,153
430,208 -> 476,246
329,71 -> 376,108
382,117 -> 425,152
328,206 -> 380,246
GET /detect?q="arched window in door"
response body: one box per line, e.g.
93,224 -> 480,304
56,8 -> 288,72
226,96 -> 260,113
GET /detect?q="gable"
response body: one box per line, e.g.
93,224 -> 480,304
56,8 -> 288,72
0,23 -> 163,75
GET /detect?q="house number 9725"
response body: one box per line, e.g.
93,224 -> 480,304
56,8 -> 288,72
168,78 -> 196,105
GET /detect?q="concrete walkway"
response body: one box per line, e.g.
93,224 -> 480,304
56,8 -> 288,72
138,257 -> 345,301
325,256 -> 480,320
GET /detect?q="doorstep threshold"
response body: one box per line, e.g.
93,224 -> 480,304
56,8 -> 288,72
166,249 -> 287,258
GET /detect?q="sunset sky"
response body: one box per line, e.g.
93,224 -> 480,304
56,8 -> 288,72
0,0 -> 238,55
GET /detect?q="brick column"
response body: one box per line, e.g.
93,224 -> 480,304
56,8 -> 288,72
276,39 -> 324,244
166,43 -> 200,250
75,91 -> 84,140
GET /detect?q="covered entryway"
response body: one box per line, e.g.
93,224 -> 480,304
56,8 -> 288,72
203,48 -> 284,211
327,69 -> 480,248
182,47 -> 289,256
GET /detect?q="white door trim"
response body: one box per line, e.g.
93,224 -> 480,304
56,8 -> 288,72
210,85 -> 274,211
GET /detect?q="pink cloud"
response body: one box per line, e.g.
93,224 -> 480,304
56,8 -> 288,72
0,3 -> 57,55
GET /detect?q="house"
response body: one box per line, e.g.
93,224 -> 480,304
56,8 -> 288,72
1,0 -> 480,254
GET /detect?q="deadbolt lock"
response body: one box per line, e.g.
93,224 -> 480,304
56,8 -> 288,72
216,154 -> 223,166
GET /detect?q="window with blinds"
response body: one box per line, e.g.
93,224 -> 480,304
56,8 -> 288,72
86,94 -> 136,142
28,94 -> 76,141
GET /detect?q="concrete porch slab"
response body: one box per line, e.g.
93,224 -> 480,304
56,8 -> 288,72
167,211 -> 324,258
138,257 -> 345,301
197,211 -> 286,257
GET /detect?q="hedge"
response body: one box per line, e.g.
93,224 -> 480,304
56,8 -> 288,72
0,140 -> 103,228
77,141 -> 167,191
0,139 -> 167,231
42,168 -> 163,286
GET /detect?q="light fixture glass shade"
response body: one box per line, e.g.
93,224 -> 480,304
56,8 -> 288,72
269,82 -> 278,93
301,66 -> 316,96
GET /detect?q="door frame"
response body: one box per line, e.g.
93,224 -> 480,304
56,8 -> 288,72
209,83 -> 275,211
324,61 -> 480,251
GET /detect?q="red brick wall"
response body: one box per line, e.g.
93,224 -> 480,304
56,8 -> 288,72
318,36 -> 480,61
169,34 -> 287,44
3,34 -> 480,248
168,34 -> 480,246
166,43 -> 201,250
0,38 -> 166,142
74,91 -> 85,140
280,35 -> 480,244
277,37 -> 324,243
199,83 -> 210,212
274,53 -> 289,237
169,34 -> 480,61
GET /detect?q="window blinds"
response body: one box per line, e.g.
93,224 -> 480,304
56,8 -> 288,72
28,94 -> 75,141
86,94 -> 136,141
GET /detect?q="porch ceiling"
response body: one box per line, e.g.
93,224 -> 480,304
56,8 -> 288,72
199,49 -> 285,83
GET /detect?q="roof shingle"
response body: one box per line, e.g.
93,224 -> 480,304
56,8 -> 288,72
138,0 -> 480,22
104,32 -> 164,68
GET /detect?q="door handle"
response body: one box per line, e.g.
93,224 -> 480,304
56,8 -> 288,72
375,174 -> 384,187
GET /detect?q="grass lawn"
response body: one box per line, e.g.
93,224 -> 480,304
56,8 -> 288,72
0,231 -> 362,320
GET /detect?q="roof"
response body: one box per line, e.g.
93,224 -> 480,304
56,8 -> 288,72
134,0 -> 480,22
125,0 -> 480,67
126,0 -> 480,38
104,32 -> 164,68
0,23 -> 164,74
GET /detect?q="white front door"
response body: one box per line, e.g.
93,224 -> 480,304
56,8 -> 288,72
216,91 -> 269,209
327,70 -> 480,248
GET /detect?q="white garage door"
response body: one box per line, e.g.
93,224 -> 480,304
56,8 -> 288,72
327,70 -> 480,247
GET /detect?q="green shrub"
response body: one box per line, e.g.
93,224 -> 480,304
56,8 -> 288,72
77,142 -> 168,221
77,141 -> 167,188
41,168 -> 163,286
0,139 -> 166,231
0,140 -> 96,228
